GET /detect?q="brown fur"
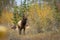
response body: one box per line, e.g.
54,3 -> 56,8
18,14 -> 27,34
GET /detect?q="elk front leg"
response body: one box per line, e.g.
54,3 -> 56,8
18,27 -> 22,35
23,27 -> 25,35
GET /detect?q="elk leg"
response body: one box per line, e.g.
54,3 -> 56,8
18,26 -> 22,34
23,27 -> 25,35
19,27 -> 22,34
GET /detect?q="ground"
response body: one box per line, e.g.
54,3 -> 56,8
0,25 -> 60,40
9,29 -> 60,40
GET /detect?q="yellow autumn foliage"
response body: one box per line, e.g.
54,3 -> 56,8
0,8 -> 13,24
28,3 -> 55,29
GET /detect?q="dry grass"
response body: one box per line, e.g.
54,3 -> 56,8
9,29 -> 60,40
0,25 -> 60,40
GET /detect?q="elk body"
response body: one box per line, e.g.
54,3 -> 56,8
18,15 -> 27,34
11,14 -> 28,34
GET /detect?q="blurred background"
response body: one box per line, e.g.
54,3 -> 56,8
0,0 -> 60,40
